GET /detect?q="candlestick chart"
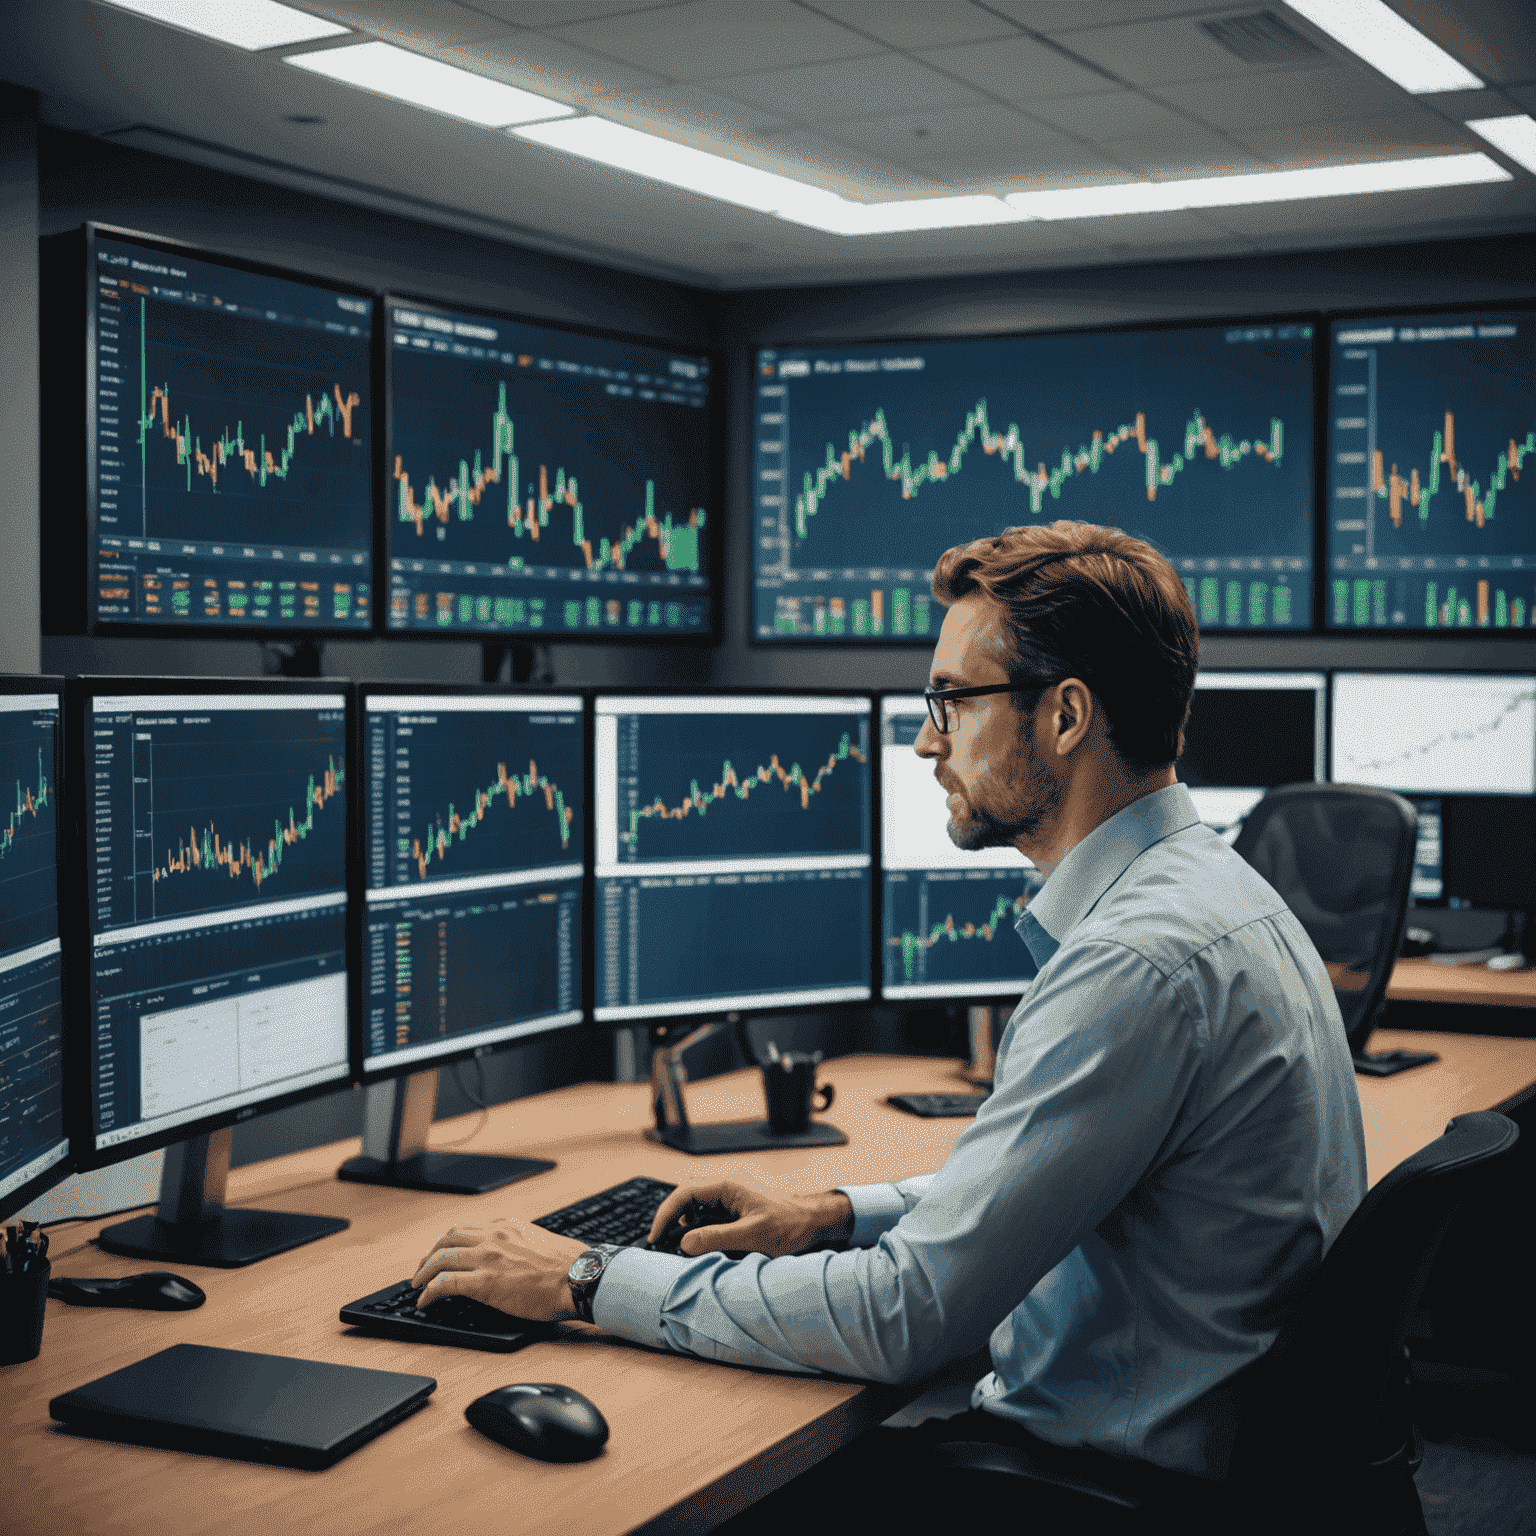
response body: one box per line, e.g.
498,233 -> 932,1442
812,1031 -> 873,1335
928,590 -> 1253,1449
754,321 -> 1314,639
613,709 -> 871,864
386,300 -> 715,637
1328,312 -> 1536,630
0,705 -> 59,957
883,871 -> 1040,995
91,704 -> 349,932
368,704 -> 584,888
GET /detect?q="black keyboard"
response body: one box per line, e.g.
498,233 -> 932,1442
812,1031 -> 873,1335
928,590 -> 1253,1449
532,1174 -> 678,1247
887,1092 -> 990,1118
340,1280 -> 550,1352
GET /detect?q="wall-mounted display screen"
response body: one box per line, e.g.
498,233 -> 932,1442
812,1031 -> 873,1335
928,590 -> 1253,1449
753,320 -> 1315,642
88,229 -> 374,632
1326,310 -> 1536,630
385,298 -> 714,639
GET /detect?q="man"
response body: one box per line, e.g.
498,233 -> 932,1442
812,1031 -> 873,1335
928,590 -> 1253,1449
411,521 -> 1365,1516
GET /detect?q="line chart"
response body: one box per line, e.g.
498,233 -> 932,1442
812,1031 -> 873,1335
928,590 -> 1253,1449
888,889 -> 1027,986
1374,413 -> 1533,531
153,756 -> 344,895
795,401 -> 1284,539
1,747 -> 50,865
411,758 -> 575,877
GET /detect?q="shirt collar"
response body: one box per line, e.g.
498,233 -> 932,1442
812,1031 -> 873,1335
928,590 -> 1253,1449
1013,782 -> 1200,969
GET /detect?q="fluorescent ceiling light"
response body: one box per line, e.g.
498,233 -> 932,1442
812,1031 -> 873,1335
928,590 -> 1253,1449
1005,153 -> 1510,220
1282,0 -> 1481,92
513,117 -> 1023,234
1467,115 -> 1536,177
288,40 -> 575,128
98,0 -> 348,49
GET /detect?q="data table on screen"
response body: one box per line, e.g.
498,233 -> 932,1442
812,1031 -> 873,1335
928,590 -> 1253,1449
1327,312 -> 1536,630
85,693 -> 352,1153
89,232 -> 373,631
361,694 -> 585,1073
753,322 -> 1314,642
386,300 -> 713,639
879,697 -> 1040,1000
595,696 -> 873,1022
1330,673 -> 1536,795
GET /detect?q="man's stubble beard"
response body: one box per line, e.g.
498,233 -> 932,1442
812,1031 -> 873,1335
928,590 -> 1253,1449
941,720 -> 1062,852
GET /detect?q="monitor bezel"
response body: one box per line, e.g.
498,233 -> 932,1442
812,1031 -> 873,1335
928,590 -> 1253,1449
1319,295 -> 1536,637
745,309 -> 1325,648
61,675 -> 359,1173
350,680 -> 591,1085
70,222 -> 382,642
1327,667 -> 1536,796
0,675 -> 73,1220
380,291 -> 724,647
590,686 -> 879,1030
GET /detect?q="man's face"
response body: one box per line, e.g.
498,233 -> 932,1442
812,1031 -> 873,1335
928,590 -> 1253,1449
914,594 -> 1062,852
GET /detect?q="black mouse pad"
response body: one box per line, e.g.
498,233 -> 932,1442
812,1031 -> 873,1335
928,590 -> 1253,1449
49,1343 -> 435,1470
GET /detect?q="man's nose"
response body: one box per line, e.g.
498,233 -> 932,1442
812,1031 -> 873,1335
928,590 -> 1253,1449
914,716 -> 944,759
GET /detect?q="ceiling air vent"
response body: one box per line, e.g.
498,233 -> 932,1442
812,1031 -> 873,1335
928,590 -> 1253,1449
1200,10 -> 1327,64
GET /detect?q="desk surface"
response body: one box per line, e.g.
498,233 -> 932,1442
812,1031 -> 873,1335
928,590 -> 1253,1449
8,1041 -> 1536,1536
1387,955 -> 1536,1008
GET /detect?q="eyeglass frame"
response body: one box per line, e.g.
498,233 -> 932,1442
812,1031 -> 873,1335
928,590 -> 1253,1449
923,681 -> 1047,735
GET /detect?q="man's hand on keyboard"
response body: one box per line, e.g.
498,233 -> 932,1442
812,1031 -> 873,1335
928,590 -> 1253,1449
412,1220 -> 587,1322
647,1179 -> 854,1259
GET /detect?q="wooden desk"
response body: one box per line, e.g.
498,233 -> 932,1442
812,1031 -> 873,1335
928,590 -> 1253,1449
7,1043 -> 1535,1536
1387,955 -> 1536,1010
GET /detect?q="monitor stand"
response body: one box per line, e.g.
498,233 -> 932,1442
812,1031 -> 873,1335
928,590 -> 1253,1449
646,1020 -> 848,1155
98,1127 -> 349,1268
337,1069 -> 554,1194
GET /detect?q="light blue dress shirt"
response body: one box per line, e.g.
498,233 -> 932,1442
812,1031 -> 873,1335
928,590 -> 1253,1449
593,782 -> 1367,1477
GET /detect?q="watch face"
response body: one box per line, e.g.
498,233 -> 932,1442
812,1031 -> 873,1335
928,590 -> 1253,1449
571,1252 -> 605,1284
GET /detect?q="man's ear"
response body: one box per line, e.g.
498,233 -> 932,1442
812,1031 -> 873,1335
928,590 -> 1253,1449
1052,679 -> 1094,757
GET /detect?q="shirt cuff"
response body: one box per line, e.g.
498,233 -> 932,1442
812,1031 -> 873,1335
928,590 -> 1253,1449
589,1244 -> 692,1346
836,1183 -> 907,1247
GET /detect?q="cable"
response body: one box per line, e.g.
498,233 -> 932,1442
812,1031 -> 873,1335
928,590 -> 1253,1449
436,1056 -> 492,1147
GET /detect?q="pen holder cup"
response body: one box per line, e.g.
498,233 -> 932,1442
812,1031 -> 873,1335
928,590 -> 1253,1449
0,1259 -> 50,1367
762,1054 -> 835,1135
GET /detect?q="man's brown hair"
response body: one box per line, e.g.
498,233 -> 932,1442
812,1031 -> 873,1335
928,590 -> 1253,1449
931,520 -> 1199,773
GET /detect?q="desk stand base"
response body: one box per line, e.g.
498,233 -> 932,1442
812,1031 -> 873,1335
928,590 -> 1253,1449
1354,1049 -> 1440,1078
648,1120 -> 847,1155
97,1210 -> 349,1268
337,1152 -> 555,1195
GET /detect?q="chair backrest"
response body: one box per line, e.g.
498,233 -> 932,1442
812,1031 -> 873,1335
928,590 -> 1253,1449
1228,1111 -> 1519,1481
1233,783 -> 1418,1053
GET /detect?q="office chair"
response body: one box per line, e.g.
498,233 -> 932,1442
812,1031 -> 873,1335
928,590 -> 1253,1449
930,1110 -> 1519,1536
1232,782 -> 1432,1076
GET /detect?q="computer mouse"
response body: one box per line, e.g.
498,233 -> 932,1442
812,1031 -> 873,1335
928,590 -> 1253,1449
465,1383 -> 609,1462
649,1197 -> 735,1256
1488,952 -> 1530,971
48,1271 -> 207,1311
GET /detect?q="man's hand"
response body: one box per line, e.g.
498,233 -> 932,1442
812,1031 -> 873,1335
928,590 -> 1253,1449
412,1221 -> 589,1322
648,1179 -> 854,1258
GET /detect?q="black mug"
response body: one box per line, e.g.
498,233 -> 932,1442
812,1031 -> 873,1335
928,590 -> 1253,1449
0,1258 -> 50,1367
763,1053 -> 835,1135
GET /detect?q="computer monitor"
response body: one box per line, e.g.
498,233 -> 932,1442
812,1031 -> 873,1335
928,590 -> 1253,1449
0,678 -> 70,1223
752,318 -> 1315,642
66,678 -> 354,1265
339,686 -> 585,1194
594,692 -> 873,1152
1332,672 -> 1536,914
1325,307 -> 1536,631
384,296 -> 716,640
1180,671 -> 1327,838
878,696 -> 1040,1002
55,224 -> 375,635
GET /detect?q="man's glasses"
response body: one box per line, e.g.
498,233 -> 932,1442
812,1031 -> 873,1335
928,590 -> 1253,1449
923,683 -> 1025,735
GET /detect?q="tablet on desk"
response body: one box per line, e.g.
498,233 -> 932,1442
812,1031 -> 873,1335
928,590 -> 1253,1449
49,1343 -> 436,1470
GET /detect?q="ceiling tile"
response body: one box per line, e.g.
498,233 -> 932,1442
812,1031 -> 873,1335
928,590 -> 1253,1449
714,52 -> 983,121
797,1 -> 1020,51
550,0 -> 877,79
600,82 -> 792,142
1097,125 -> 1268,177
1023,89 -> 1198,141
438,32 -> 668,100
916,34 -> 1114,101
1387,0 -> 1536,89
1233,110 -> 1480,169
818,101 -> 1116,182
1154,63 -> 1404,134
463,1 -> 684,26
299,2 -> 511,50
1061,14 -> 1283,87
985,1 -> 1238,35
748,126 -> 947,194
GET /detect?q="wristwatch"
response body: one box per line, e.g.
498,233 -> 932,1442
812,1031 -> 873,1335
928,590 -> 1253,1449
567,1244 -> 622,1324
